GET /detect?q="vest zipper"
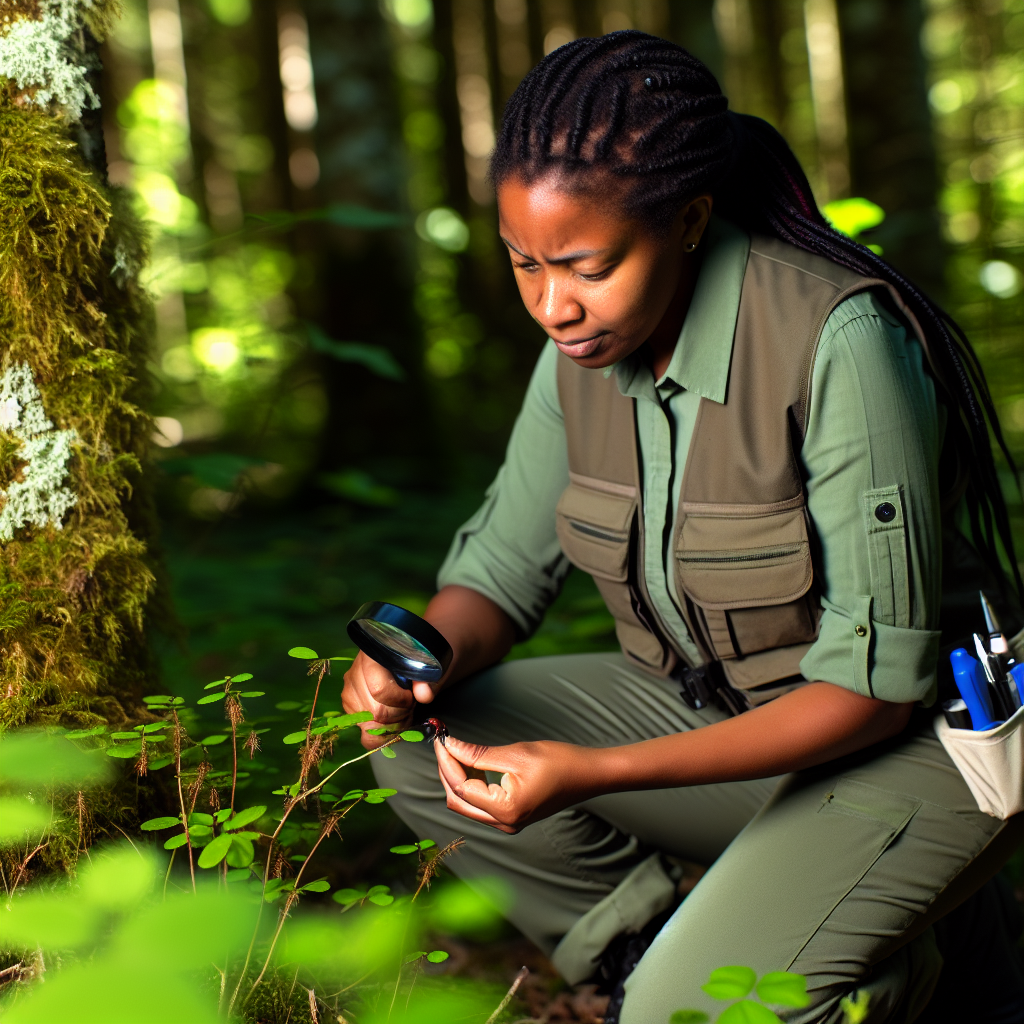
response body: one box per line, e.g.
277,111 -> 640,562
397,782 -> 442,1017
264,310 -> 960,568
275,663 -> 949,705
569,520 -> 627,543
676,547 -> 802,564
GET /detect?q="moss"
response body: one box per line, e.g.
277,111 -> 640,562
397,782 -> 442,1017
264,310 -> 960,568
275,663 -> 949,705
0,96 -> 162,734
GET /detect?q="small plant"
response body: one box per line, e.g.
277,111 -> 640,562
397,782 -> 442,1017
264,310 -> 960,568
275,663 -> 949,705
670,966 -> 809,1023
1,645 -> 515,1023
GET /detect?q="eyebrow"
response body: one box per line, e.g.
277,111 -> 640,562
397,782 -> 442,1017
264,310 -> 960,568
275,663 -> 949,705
500,236 -> 609,265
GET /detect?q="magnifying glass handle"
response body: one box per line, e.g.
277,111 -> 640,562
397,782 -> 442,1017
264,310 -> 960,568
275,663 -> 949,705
393,674 -> 414,690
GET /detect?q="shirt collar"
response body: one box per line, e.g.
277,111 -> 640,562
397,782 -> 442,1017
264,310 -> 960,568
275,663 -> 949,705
612,215 -> 750,405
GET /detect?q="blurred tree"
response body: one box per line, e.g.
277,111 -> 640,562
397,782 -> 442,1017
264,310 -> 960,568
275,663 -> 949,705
839,0 -> 946,300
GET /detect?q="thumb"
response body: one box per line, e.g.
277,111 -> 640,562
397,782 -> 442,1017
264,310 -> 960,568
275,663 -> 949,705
411,680 -> 437,704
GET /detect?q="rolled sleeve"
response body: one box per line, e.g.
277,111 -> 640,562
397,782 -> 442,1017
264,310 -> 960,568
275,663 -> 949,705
437,341 -> 571,638
798,292 -> 944,705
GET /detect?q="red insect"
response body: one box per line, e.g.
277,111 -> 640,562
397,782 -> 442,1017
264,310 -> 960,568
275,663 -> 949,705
423,718 -> 448,744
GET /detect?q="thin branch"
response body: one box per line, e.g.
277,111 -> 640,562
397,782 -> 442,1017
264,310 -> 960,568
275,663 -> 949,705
9,842 -> 48,895
485,967 -> 529,1024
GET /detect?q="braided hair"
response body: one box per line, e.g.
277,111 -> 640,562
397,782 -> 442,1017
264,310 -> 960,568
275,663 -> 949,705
492,31 -> 1022,603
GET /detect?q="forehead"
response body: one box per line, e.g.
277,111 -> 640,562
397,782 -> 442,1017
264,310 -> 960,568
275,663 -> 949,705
497,173 -> 633,247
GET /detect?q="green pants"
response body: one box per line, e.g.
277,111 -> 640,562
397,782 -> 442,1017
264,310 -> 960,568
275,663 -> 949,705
372,653 -> 1021,1023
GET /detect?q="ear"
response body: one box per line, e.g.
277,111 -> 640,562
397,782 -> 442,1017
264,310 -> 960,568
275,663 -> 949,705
677,194 -> 714,252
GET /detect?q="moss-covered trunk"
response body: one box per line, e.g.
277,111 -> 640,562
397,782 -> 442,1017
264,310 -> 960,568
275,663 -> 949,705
0,2 -> 160,735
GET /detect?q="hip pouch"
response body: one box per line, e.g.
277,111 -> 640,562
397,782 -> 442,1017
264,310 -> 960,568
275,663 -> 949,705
934,706 -> 1024,819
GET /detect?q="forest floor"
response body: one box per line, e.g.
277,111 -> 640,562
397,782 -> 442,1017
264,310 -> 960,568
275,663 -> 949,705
155,483 -> 1023,1023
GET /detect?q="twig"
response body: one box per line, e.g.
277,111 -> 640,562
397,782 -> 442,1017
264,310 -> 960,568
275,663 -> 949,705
412,838 -> 464,902
172,711 -> 195,891
485,967 -> 529,1024
304,660 -> 329,744
9,842 -> 49,895
0,962 -> 24,983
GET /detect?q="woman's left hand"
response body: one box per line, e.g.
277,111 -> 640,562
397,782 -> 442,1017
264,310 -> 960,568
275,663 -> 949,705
434,734 -> 602,834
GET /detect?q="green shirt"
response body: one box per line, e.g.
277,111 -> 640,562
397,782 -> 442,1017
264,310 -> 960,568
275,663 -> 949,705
439,219 -> 944,704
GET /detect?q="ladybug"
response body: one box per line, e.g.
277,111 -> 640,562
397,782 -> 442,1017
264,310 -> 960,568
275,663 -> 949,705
422,718 -> 448,744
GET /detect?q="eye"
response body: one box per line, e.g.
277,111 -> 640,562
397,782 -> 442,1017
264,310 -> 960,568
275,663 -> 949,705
513,260 -> 539,273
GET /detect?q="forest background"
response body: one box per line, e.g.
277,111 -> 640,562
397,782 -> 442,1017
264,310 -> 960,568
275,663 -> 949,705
114,0 -> 1022,916
0,0 -> 1022,1017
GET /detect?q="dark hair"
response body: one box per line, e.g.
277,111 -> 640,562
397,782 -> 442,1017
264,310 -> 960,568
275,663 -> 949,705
492,30 -> 1022,603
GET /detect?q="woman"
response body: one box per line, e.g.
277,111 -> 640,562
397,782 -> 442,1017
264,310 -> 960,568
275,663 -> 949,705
343,33 -> 1023,1023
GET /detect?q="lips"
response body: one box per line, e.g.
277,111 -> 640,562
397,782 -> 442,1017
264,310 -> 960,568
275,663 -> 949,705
553,333 -> 605,359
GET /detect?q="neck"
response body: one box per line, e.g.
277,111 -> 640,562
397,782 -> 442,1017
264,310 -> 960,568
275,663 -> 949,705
644,252 -> 700,380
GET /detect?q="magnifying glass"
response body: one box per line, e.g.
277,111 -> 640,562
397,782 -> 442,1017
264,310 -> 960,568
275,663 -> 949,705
346,602 -> 453,690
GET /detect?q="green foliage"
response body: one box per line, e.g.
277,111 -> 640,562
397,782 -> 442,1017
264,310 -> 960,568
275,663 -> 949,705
673,966 -> 811,1024
0,650 -> 516,1023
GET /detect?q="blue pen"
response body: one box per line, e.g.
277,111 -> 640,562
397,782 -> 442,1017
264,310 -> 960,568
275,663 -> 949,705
949,648 -> 999,731
1009,663 -> 1024,713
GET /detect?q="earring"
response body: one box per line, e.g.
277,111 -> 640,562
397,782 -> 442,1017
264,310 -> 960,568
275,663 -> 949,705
685,242 -> 697,251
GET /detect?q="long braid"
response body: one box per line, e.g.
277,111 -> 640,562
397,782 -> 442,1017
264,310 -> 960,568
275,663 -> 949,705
492,30 -> 1022,602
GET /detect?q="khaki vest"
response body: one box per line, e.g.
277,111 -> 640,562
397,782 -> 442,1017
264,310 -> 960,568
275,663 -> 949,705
555,234 -> 933,710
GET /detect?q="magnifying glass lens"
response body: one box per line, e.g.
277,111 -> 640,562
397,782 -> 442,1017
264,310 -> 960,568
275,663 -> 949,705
355,619 -> 441,674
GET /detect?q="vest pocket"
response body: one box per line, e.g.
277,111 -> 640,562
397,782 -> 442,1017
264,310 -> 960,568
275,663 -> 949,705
675,498 -> 818,659
555,478 -> 636,583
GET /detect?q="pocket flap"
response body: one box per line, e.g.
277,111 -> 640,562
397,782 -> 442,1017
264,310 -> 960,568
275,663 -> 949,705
676,502 -> 813,610
556,479 -> 636,583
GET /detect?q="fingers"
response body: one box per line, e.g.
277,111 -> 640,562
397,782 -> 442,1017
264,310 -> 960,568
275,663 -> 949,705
437,766 -> 515,833
342,653 -> 416,750
435,739 -> 517,830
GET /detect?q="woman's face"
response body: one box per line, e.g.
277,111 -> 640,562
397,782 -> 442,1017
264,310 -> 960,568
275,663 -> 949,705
496,174 -> 711,369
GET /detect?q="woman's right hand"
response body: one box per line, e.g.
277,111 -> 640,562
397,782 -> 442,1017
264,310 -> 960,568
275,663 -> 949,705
342,651 -> 437,749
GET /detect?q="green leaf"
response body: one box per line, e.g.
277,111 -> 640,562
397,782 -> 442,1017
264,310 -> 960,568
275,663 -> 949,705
231,673 -> 254,682
328,656 -> 354,662
148,756 -> 173,770
368,885 -> 390,896
756,972 -> 810,1008
226,837 -> 255,868
306,326 -> 405,381
400,730 -> 425,742
188,812 -> 214,825
110,731 -> 139,739
365,727 -> 389,736
822,197 -> 885,241
215,808 -> 234,823
333,711 -> 373,728
204,680 -> 227,690
163,832 -> 189,850
717,1001 -> 783,1024
380,746 -> 397,759
142,695 -> 180,704
140,722 -> 169,734
106,745 -> 142,758
309,724 -> 334,736
404,950 -> 427,964
0,796 -> 51,844
226,868 -> 251,882
200,734 -> 229,745
283,731 -> 308,745
332,888 -> 367,906
141,816 -> 181,830
65,725 -> 107,739
300,878 -> 330,892
197,831 -> 234,864
275,701 -> 303,710
187,823 -> 213,837
198,832 -> 233,868
364,788 -> 396,804
224,805 -> 267,830
342,789 -> 365,801
426,950 -> 449,963
670,1013 -> 710,1024
390,844 -> 418,855
239,691 -> 265,698
288,646 -> 318,659
368,892 -> 394,906
231,830 -> 261,841
418,839 -> 436,850
318,469 -> 400,507
702,966 -> 757,1001
198,692 -> 227,704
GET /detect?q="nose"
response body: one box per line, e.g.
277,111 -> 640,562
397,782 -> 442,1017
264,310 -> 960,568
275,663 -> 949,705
535,273 -> 584,332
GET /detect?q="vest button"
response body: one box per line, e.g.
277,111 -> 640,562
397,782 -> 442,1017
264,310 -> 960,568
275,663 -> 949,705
855,625 -> 868,637
874,502 -> 897,523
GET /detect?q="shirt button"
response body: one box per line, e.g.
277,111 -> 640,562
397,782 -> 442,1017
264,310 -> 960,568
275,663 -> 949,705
855,625 -> 868,637
874,502 -> 897,523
